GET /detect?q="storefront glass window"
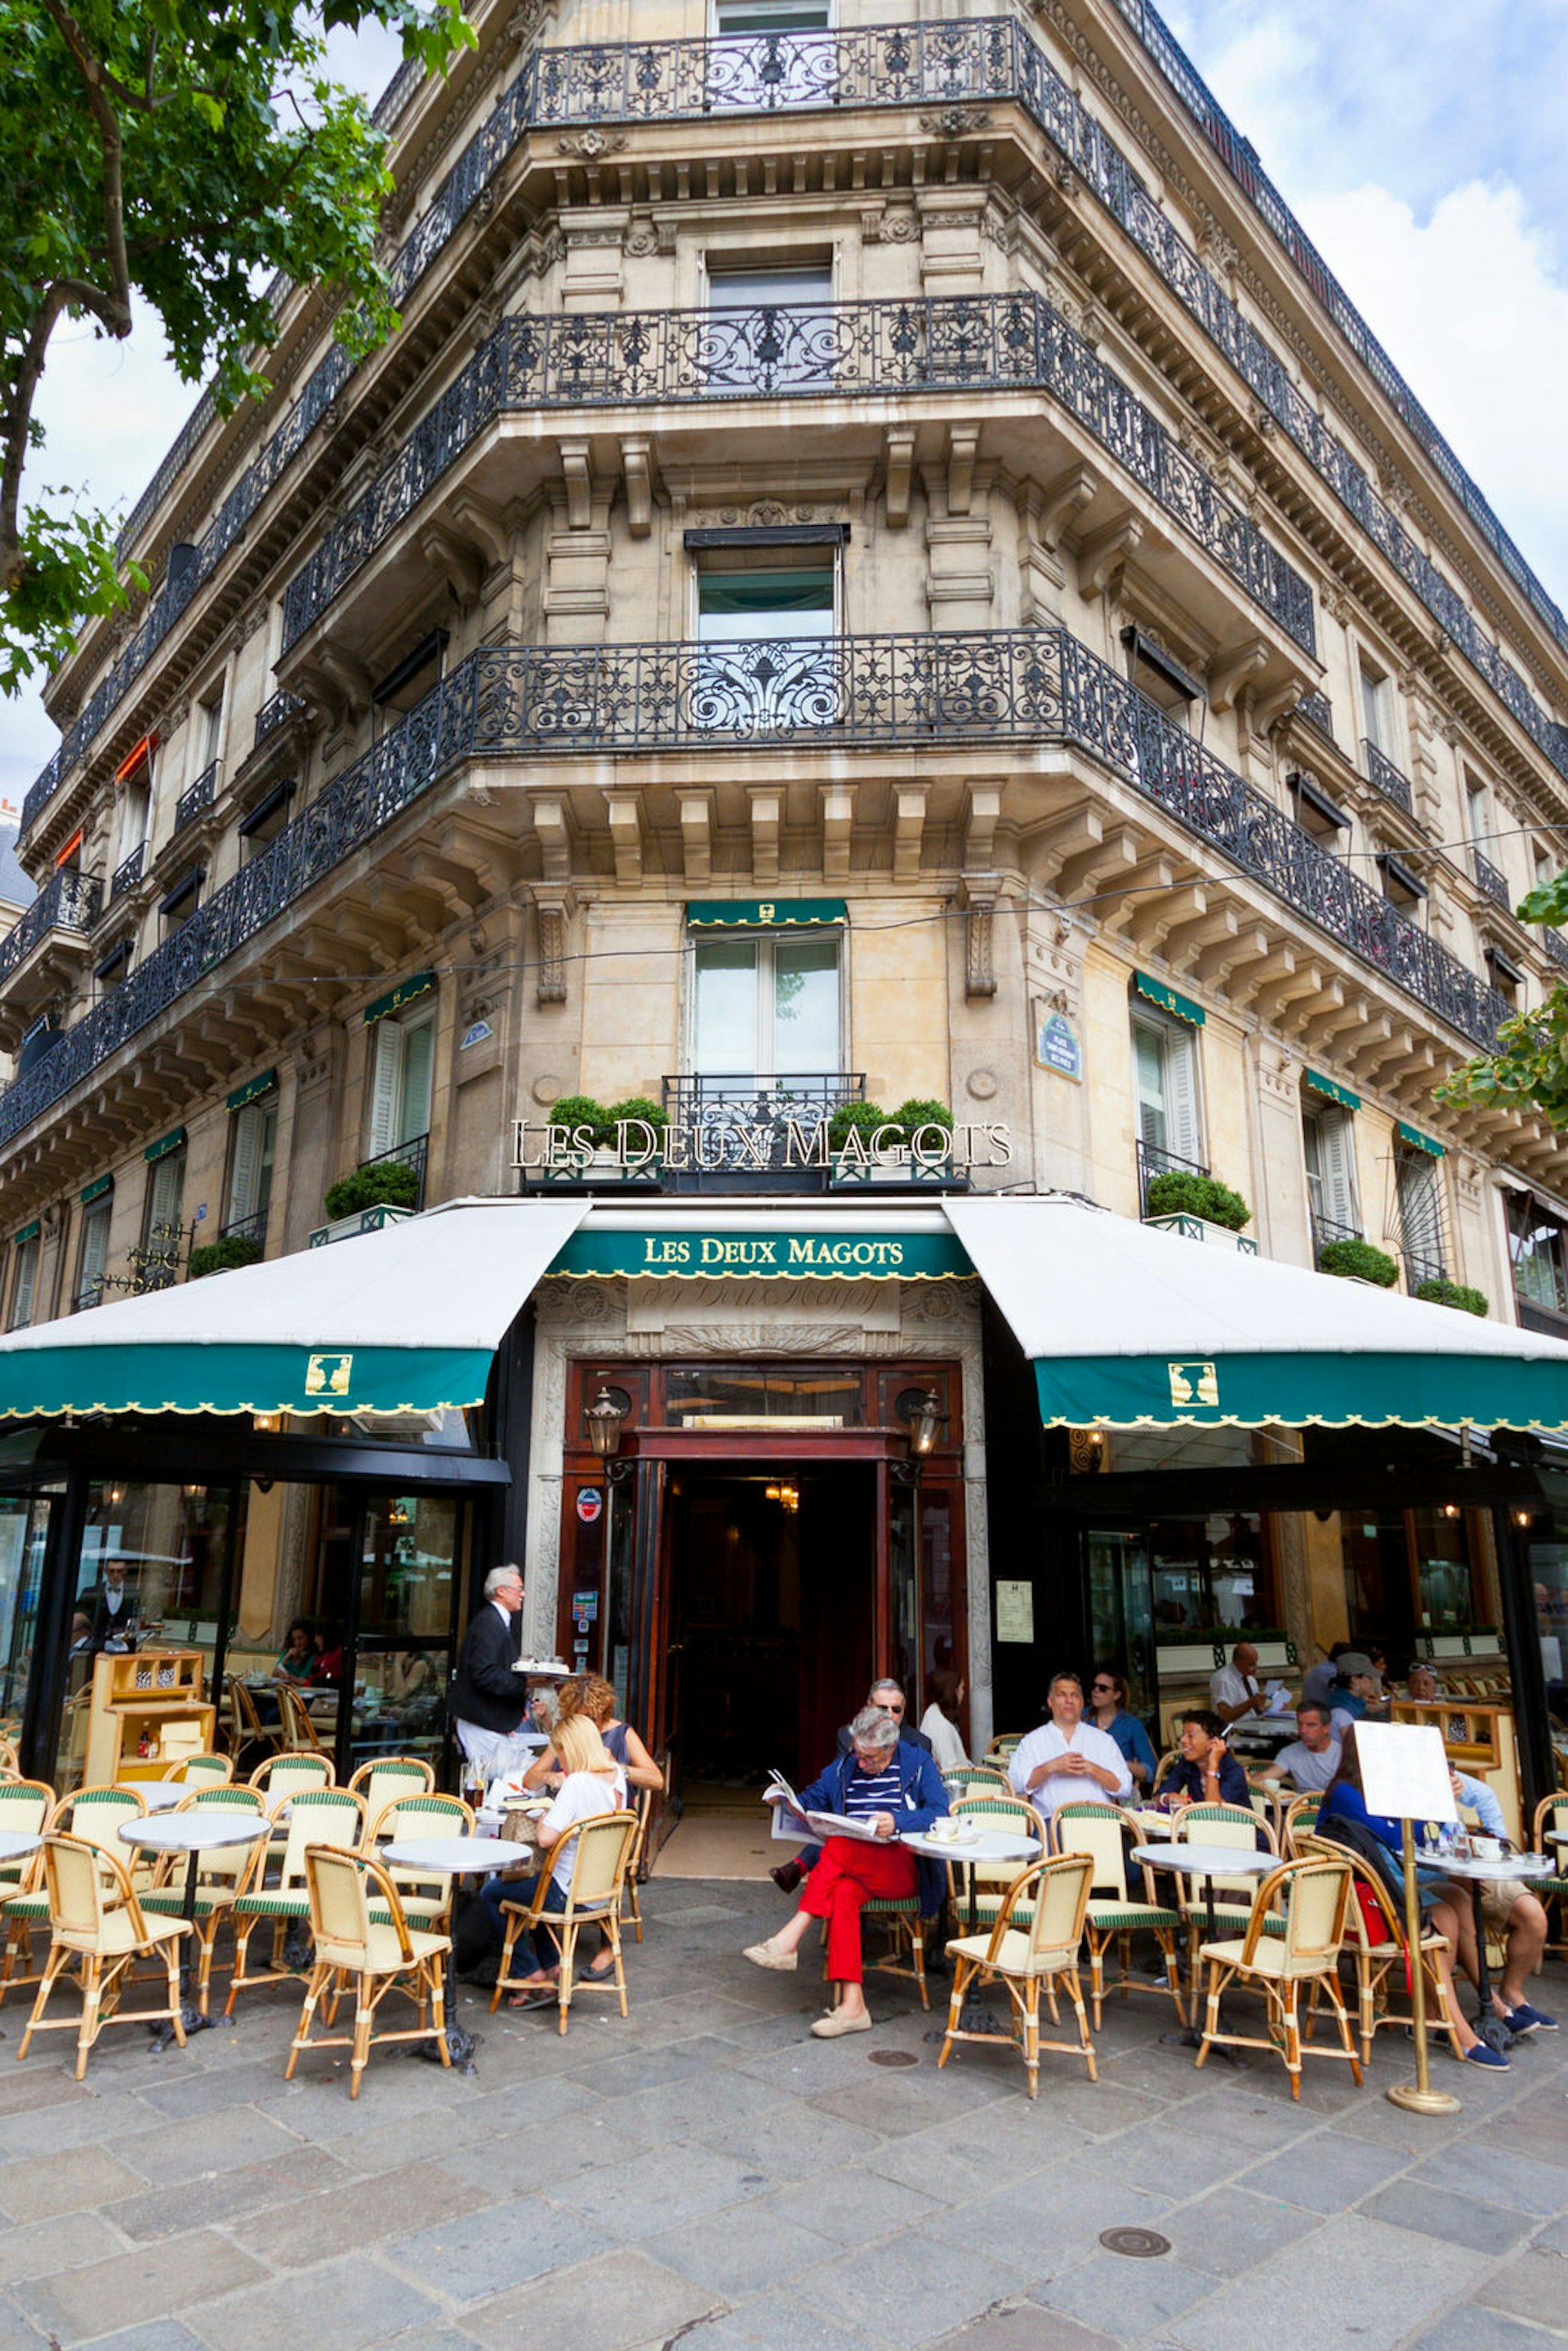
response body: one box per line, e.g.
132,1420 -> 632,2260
1508,1191 -> 1568,1316
1150,1513 -> 1272,1633
665,1365 -> 864,1426
1410,1506 -> 1480,1632
0,1491 -> 54,1732
353,1493 -> 462,1774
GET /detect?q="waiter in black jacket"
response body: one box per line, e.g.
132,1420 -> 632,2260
450,1563 -> 529,1790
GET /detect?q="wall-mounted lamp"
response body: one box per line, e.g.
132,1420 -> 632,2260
893,1387 -> 947,1484
584,1385 -> 630,1461
1512,1507 -> 1535,1529
1441,1503 -> 1462,1520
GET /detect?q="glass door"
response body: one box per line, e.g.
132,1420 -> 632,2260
352,1492 -> 465,1777
1086,1527 -> 1157,1741
0,1490 -> 53,1734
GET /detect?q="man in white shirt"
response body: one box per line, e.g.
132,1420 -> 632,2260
1007,1672 -> 1132,1816
1269,1701 -> 1341,1792
1209,1641 -> 1269,1725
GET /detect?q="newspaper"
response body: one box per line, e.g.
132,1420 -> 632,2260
764,1770 -> 883,1844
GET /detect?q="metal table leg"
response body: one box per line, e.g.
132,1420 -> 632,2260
1468,1880 -> 1517,2055
149,1846 -> 212,2051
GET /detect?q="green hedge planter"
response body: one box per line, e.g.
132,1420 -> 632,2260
187,1234 -> 264,1281
323,1160 -> 421,1221
1317,1237 -> 1399,1287
1414,1276 -> 1490,1317
1143,1170 -> 1252,1231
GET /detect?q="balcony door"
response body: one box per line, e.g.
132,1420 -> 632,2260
692,551 -> 838,732
692,928 -> 841,1096
704,262 -> 835,394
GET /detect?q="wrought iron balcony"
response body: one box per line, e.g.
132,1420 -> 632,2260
110,842 -> 146,902
356,1132 -> 429,1213
0,625 -> 1517,1156
173,762 -> 219,834
0,869 -> 104,990
27,16 -> 1568,851
1294,692 -> 1334,742
1135,1138 -> 1209,1218
1362,740 -> 1414,815
655,1074 -> 868,1185
1472,848 -> 1511,910
254,690 -> 307,746
1311,1211 -> 1364,1262
219,1207 -> 270,1248
1544,928 -> 1568,976
280,292 -> 1315,654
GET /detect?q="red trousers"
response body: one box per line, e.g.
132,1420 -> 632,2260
799,1836 -> 918,1983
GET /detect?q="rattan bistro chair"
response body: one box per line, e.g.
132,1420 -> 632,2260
19,1835 -> 189,2079
1169,1801 -> 1283,1972
2,1785 -> 145,2003
366,1792 -> 474,1932
285,1845 -> 452,2096
1053,1801 -> 1184,2028
939,1853 -> 1097,2099
349,1756 -> 435,1825
248,1752 -> 336,1813
140,1787 -> 268,2018
1296,1829 -> 1461,2061
1534,1794 -> 1568,1958
0,1780 -> 56,2008
225,1788 -> 365,2015
163,1753 -> 234,1788
1194,1858 -> 1361,2099
491,1810 -> 638,2034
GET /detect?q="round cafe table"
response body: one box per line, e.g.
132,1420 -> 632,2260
0,1828 -> 42,1866
118,1812 -> 269,2046
1419,1847 -> 1557,2052
1134,1842 -> 1276,2059
381,1832 -> 510,2071
902,1827 -> 1041,2035
116,1781 -> 185,1811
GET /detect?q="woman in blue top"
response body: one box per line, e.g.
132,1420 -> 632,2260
1319,1729 -> 1504,2070
1088,1668 -> 1157,1792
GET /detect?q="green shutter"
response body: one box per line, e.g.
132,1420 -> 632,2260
685,900 -> 847,929
1304,1070 -> 1361,1113
364,972 -> 436,1026
1132,971 -> 1205,1026
144,1128 -> 185,1164
1397,1121 -> 1446,1158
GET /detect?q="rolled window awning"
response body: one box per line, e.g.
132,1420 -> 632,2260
0,1199 -> 589,1420
945,1196 -> 1568,1430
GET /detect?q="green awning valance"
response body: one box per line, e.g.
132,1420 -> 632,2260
79,1176 -> 113,1207
145,1128 -> 185,1164
1133,971 -> 1205,1026
227,1070 -> 278,1113
546,1226 -> 970,1282
1398,1122 -> 1446,1158
686,900 -> 847,930
365,972 -> 435,1026
1304,1070 -> 1361,1112
12,1222 -> 38,1246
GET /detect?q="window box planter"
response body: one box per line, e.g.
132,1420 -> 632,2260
1143,1210 -> 1258,1256
307,1204 -> 416,1249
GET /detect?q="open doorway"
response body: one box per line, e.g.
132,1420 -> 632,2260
657,1462 -> 875,1873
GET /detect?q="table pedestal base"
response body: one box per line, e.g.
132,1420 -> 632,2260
1388,2080 -> 1462,2116
149,1997 -> 212,2053
409,2017 -> 478,2071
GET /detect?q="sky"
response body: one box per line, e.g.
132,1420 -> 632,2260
2,2 -> 1567,818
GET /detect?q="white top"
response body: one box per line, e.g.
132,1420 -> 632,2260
118,1814 -> 269,1854
919,1706 -> 970,1773
0,1829 -> 42,1863
1133,1842 -> 1275,1876
1210,1664 -> 1261,1715
1268,1735 -> 1342,1792
902,1828 -> 1039,1864
1008,1721 -> 1132,1814
541,1769 -> 625,1895
382,1835 -> 506,1875
1423,1851 -> 1556,1883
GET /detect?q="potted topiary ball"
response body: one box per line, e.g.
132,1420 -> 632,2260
1317,1236 -> 1399,1287
1143,1169 -> 1252,1232
1414,1276 -> 1489,1317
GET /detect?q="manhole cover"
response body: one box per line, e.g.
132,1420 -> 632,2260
1099,2229 -> 1170,2260
867,2049 -> 920,2068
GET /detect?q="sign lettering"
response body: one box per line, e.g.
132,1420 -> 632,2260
513,1114 -> 1012,1177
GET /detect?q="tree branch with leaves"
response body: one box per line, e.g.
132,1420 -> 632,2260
0,0 -> 474,693
1436,870 -> 1568,1125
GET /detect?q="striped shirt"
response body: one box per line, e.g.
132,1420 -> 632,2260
844,1765 -> 902,1818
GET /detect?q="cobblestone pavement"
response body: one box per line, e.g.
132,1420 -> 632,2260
0,1879 -> 1563,2350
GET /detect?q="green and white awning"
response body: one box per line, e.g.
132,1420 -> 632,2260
945,1196 -> 1568,1430
0,1199 -> 588,1419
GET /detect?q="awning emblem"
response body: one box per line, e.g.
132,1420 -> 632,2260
1168,1360 -> 1219,1409
305,1352 -> 354,1397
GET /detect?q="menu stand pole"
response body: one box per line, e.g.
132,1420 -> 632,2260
1387,1818 -> 1460,2117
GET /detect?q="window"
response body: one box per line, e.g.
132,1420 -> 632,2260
367,1007 -> 435,1160
144,1147 -> 185,1253
1289,771 -> 1351,849
1508,1191 -> 1568,1320
692,929 -> 841,1080
1395,1147 -> 1446,1287
706,261 -> 835,393
238,782 -> 293,861
197,689 -> 224,772
224,1096 -> 277,1240
710,2 -> 833,107
94,941 -> 131,996
372,630 -> 447,737
1303,1102 -> 1359,1245
1359,657 -> 1394,756
1466,774 -> 1490,846
118,773 -> 150,863
160,868 -> 203,935
1377,851 -> 1426,910
75,1194 -> 112,1311
8,1233 -> 38,1330
693,546 -> 838,730
1485,943 -> 1525,1009
1131,1010 -> 1201,1171
716,2 -> 831,27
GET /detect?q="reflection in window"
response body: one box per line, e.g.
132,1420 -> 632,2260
354,1493 -> 462,1773
0,1491 -> 54,1734
1150,1513 -> 1273,1633
665,1364 -> 864,1426
693,932 -> 840,1080
1508,1190 -> 1568,1318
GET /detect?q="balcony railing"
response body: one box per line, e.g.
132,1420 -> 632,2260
1295,692 -> 1334,742
110,842 -> 146,902
280,292 -> 1315,653
0,870 -> 104,989
1543,928 -> 1568,977
173,762 -> 219,834
254,690 -> 307,746
1472,848 -> 1512,910
26,19 -> 1568,848
219,1207 -> 270,1248
0,626 -> 1515,1155
356,1131 -> 429,1213
1310,1211 -> 1363,1262
1362,739 -> 1414,815
1136,1138 -> 1209,1218
653,1074 -> 868,1184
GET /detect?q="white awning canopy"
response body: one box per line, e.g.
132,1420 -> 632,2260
0,1199 -> 589,1418
944,1196 -> 1568,1428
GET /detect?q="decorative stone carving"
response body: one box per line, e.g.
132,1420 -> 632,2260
918,107 -> 992,139
532,1075 -> 566,1106
965,1069 -> 1000,1101
623,219 -> 660,259
557,128 -> 627,160
871,207 -> 919,243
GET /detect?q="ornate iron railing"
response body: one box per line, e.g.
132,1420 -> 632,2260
1472,848 -> 1511,910
0,869 -> 103,988
173,762 -> 219,833
1136,1138 -> 1209,1218
1362,739 -> 1413,814
1295,692 -> 1334,742
110,842 -> 145,902
1543,928 -> 1568,977
219,1206 -> 270,1247
1311,1211 -> 1364,1261
254,690 -> 308,746
656,1074 -> 867,1180
281,292 -> 1314,653
26,16 -> 1568,846
354,1131 -> 430,1213
0,626 -> 1514,1153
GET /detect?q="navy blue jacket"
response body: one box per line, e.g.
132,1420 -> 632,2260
798,1744 -> 951,1916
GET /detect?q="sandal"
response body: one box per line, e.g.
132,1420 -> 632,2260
587,1951 -> 617,1979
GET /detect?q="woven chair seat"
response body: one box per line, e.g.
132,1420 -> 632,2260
2,1893 -> 48,1921
233,1891 -> 310,1920
1198,1932 -> 1340,1983
141,1890 -> 235,1921
862,1897 -> 919,1916
1201,1904 -> 1286,1936
1086,1900 -> 1180,1931
368,1898 -> 445,1926
947,1926 -> 1079,1978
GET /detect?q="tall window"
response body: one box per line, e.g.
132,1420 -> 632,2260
1508,1191 -> 1568,1320
7,1234 -> 38,1331
706,261 -> 835,393
692,930 -> 841,1080
197,688 -> 225,773
144,1147 -> 186,1253
1131,1010 -> 1201,1171
75,1194 -> 112,1311
693,549 -> 837,731
225,1097 -> 277,1240
1359,658 -> 1394,756
1302,1102 -> 1359,1245
367,1007 -> 435,1161
1395,1147 -> 1446,1287
1466,775 -> 1490,848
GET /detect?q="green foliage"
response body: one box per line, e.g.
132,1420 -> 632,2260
1144,1170 -> 1252,1231
547,1095 -> 609,1144
889,1098 -> 954,1141
604,1096 -> 668,1138
1414,1276 -> 1489,1317
187,1232 -> 264,1280
1436,865 -> 1568,1126
1317,1236 -> 1399,1287
323,1159 -> 419,1220
1,0 -> 474,688
827,1101 -> 889,1152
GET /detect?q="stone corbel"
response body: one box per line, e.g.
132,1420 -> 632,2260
448,492 -> 515,571
961,877 -> 1000,1000
884,429 -> 916,528
677,791 -> 714,887
531,794 -> 572,884
1257,675 -> 1312,736
748,789 -> 782,886
418,520 -> 484,613
946,426 -> 979,519
1208,637 -> 1271,715
315,643 -> 373,726
893,786 -> 927,884
964,783 -> 1002,873
604,791 -> 644,886
621,437 -> 653,538
557,438 -> 593,531
1030,461 -> 1099,554
532,886 -> 573,1006
1076,510 -> 1143,600
821,785 -> 855,883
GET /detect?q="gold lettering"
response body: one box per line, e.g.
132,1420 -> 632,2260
870,1124 -> 906,1164
617,1119 -> 661,1170
700,1236 -> 726,1264
783,1118 -> 828,1167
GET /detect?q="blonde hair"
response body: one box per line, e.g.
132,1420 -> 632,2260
553,1713 -> 618,1778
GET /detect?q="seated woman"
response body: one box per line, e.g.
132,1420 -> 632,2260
1318,1726 -> 1506,2071
270,1619 -> 315,1684
743,1704 -> 949,2039
919,1668 -> 971,1773
523,1672 -> 662,1798
479,1712 -> 627,2000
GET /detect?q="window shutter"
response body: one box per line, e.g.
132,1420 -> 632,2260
399,1016 -> 435,1146
1133,1023 -> 1167,1151
228,1104 -> 263,1224
149,1152 -> 185,1237
1165,1030 -> 1201,1165
79,1205 -> 110,1295
1319,1110 -> 1358,1231
367,1019 -> 403,1158
12,1242 -> 36,1329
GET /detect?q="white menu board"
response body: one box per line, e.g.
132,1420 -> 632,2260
1356,1721 -> 1458,1823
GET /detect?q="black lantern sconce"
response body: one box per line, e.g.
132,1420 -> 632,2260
894,1386 -> 947,1484
583,1384 -> 636,1482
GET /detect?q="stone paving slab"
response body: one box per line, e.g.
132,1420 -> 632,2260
0,1880 -> 1557,2349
